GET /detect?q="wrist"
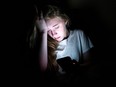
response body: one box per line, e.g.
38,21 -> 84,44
39,30 -> 47,35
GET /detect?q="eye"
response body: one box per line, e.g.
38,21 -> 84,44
55,26 -> 59,29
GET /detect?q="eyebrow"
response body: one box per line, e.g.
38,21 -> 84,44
53,24 -> 58,27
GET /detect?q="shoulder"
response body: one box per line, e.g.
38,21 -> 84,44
70,29 -> 84,36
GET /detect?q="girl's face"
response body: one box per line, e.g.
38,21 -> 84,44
46,17 -> 68,42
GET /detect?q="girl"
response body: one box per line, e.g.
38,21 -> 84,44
28,5 -> 94,86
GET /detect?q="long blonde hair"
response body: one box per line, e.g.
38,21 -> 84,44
28,5 -> 70,72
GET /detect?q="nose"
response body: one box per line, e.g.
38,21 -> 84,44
51,30 -> 57,37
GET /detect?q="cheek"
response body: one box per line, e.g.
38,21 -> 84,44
57,30 -> 61,35
60,28 -> 66,36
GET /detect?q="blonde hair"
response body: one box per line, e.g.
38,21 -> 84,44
43,5 -> 70,71
28,5 -> 70,72
42,5 -> 70,27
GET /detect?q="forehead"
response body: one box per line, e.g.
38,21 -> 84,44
46,17 -> 64,27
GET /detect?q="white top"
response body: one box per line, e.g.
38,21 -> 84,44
55,29 -> 94,62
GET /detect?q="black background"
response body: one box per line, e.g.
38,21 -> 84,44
4,0 -> 116,86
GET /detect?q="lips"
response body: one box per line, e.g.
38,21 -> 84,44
55,36 -> 60,40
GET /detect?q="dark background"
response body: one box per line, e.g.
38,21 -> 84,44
5,0 -> 116,86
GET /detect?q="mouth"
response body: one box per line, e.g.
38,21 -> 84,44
55,36 -> 60,40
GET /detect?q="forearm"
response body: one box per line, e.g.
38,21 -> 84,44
38,31 -> 48,72
80,61 -> 91,70
79,50 -> 93,71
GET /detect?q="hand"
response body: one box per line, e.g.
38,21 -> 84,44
35,12 -> 48,33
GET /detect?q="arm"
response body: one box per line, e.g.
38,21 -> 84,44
80,47 -> 94,68
78,30 -> 94,70
38,31 -> 48,72
35,16 -> 48,72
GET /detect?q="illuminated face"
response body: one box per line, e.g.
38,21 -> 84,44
46,17 -> 68,42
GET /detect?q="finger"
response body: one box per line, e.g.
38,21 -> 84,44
40,11 -> 43,19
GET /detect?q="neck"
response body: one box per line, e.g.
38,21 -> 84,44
63,29 -> 70,40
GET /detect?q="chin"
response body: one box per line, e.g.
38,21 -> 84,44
56,38 -> 62,42
56,40 -> 61,42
